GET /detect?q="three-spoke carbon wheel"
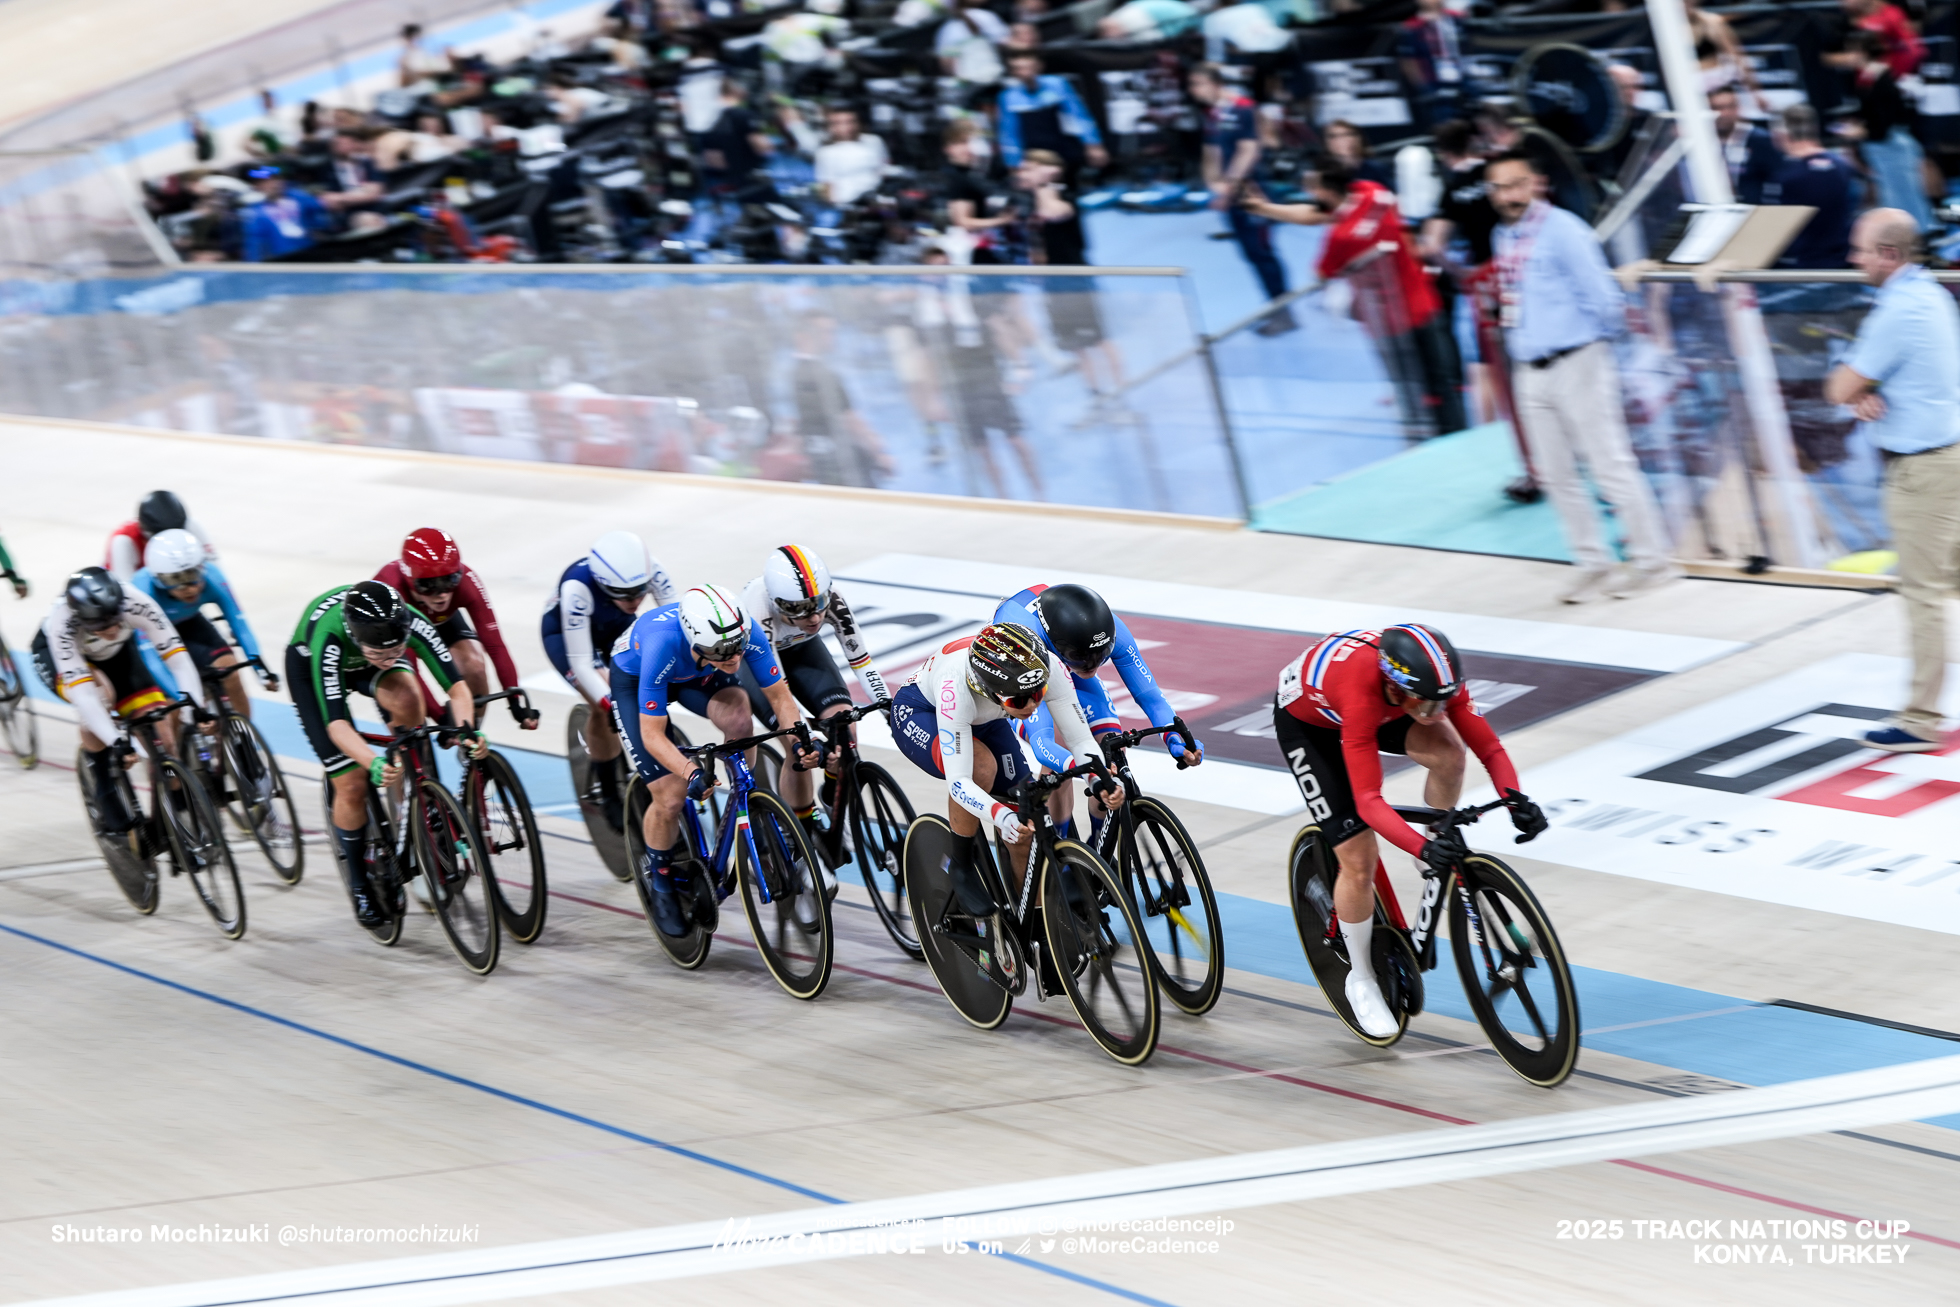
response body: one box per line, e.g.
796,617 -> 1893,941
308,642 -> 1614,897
1449,856 -> 1579,1087
1040,840 -> 1160,1066
849,761 -> 918,959
158,754 -> 246,940
738,790 -> 833,999
470,751 -> 548,944
905,815 -> 1010,1031
1113,797 -> 1221,1016
411,777 -> 499,975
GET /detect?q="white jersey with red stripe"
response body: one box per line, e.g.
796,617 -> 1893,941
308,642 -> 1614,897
740,578 -> 889,703
907,636 -> 1097,828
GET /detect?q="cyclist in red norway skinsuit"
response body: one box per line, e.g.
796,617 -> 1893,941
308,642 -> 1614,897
1273,624 -> 1545,1038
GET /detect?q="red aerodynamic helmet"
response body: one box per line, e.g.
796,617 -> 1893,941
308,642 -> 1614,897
400,527 -> 462,579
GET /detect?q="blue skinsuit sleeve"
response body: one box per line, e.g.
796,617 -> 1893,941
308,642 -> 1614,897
636,629 -> 670,718
207,566 -> 261,661
1020,700 -> 1079,772
741,616 -> 784,689
1109,617 -> 1200,756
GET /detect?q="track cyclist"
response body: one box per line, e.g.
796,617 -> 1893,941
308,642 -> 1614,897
375,528 -> 535,729
890,622 -> 1122,922
1273,624 -> 1547,1038
994,583 -> 1201,839
106,490 -> 218,585
542,531 -> 677,831
611,583 -> 817,936
33,567 -> 208,836
134,529 -> 277,720
288,580 -> 488,928
739,546 -> 890,844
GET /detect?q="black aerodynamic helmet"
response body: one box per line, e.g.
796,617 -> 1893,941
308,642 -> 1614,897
65,567 -> 125,628
137,490 -> 188,537
1376,623 -> 1463,702
1028,583 -> 1116,677
343,580 -> 410,648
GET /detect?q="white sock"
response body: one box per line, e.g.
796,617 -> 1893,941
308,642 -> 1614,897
1339,915 -> 1377,984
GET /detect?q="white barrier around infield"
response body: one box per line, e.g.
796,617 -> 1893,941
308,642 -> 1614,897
30,1054 -> 1960,1307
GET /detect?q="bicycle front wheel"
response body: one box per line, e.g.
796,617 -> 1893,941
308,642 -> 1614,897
158,755 -> 246,940
1042,840 -> 1160,1065
223,715 -> 303,883
738,790 -> 833,999
905,815 -> 1011,1031
1116,797 -> 1222,1016
470,751 -> 549,944
411,777 -> 499,975
81,750 -> 156,913
1449,855 -> 1580,1087
0,645 -> 38,768
847,761 -> 919,959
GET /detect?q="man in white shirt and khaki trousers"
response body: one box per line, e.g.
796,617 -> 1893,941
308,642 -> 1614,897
1488,150 -> 1679,605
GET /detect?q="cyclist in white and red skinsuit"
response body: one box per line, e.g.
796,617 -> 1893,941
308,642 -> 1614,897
1273,624 -> 1545,1038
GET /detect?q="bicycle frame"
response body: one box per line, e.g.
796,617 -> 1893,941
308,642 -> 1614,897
1384,798 -> 1510,971
1090,718 -> 1196,860
677,723 -> 819,906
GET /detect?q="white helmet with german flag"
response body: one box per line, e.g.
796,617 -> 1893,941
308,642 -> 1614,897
762,545 -> 831,620
679,584 -> 749,662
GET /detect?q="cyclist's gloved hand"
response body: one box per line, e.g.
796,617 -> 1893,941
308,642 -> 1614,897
1421,829 -> 1470,874
368,757 -> 390,789
596,695 -> 613,720
512,702 -> 540,729
1090,775 -> 1126,808
1167,729 -> 1204,766
1504,788 -> 1548,843
112,735 -> 136,760
685,767 -> 712,802
463,728 -> 490,760
994,809 -> 1025,844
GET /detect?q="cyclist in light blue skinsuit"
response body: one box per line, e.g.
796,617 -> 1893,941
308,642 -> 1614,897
993,582 -> 1204,841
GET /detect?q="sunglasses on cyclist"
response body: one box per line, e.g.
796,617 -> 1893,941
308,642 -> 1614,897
77,613 -> 124,634
997,684 -> 1045,712
597,582 -> 648,603
156,567 -> 204,589
694,637 -> 745,663
773,594 -> 829,620
358,641 -> 408,660
411,572 -> 463,595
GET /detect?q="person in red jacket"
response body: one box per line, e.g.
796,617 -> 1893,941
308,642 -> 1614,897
374,528 -> 537,728
1272,624 -> 1546,1038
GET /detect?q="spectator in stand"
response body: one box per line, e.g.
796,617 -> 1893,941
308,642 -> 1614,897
942,122 -> 1017,263
1826,0 -> 1924,76
1204,0 -> 1292,65
398,23 -> 452,89
998,51 -> 1108,183
1488,149 -> 1676,603
916,245 -> 1046,499
318,133 -> 385,220
604,0 -> 659,42
1190,63 -> 1297,336
813,105 -> 891,209
1098,0 -> 1200,41
1709,85 -> 1779,205
1020,149 -> 1125,398
1324,119 -> 1393,190
373,112 -> 467,172
1826,209 -> 1960,752
700,80 -> 772,197
1421,120 -> 1501,420
937,0 -> 1009,86
1767,104 -> 1855,269
242,90 -> 293,160
1686,0 -> 1763,106
1844,30 -> 1934,231
1603,63 -> 1656,183
1397,0 -> 1475,130
239,166 -> 332,261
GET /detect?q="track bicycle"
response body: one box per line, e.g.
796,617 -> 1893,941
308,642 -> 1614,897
804,701 -> 918,959
460,690 -> 548,944
179,659 -> 303,884
0,617 -> 38,769
623,721 -> 832,999
569,702 -> 704,880
1287,798 -> 1580,1087
78,696 -> 245,939
905,758 -> 1161,1066
320,721 -> 499,975
1092,718 -> 1223,1016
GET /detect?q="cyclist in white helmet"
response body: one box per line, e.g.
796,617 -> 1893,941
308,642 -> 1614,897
738,545 -> 889,844
540,531 -> 678,830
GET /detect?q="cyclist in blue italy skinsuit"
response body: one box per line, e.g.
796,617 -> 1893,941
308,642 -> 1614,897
993,582 -> 1204,837
609,584 -> 813,937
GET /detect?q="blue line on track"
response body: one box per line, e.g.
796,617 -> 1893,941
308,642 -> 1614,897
0,920 -> 1180,1307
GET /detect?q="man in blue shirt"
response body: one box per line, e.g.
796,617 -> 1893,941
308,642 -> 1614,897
1825,209 -> 1960,752
999,51 -> 1107,181
609,583 -> 814,934
1489,149 -> 1675,604
239,167 -> 332,262
1766,105 -> 1853,270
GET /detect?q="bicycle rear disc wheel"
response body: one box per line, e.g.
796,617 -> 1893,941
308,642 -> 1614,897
1042,840 -> 1160,1065
1118,797 -> 1222,1016
470,751 -> 549,944
1449,856 -> 1580,1087
225,715 -> 302,883
625,779 -> 715,969
848,761 -> 919,959
158,755 -> 246,940
411,777 -> 499,975
738,790 -> 833,999
81,750 -> 156,913
755,742 -> 783,796
1287,827 -> 1408,1047
569,704 -> 631,881
0,659 -> 38,768
905,815 -> 1010,1030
